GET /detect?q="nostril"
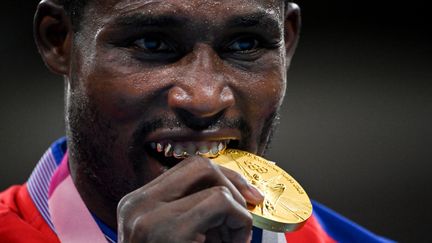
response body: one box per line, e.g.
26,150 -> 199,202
175,108 -> 225,130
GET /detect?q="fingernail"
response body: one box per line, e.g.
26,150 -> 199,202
249,183 -> 264,199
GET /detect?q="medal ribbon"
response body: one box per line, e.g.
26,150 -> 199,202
45,151 -> 285,243
47,153 -> 107,243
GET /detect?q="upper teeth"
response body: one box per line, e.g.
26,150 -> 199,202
150,140 -> 229,159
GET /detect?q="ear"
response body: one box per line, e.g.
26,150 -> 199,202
284,2 -> 301,66
34,0 -> 73,75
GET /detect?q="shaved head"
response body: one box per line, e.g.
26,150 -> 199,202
55,0 -> 294,31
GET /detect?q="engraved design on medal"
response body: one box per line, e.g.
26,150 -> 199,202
227,152 -> 287,217
212,149 -> 313,232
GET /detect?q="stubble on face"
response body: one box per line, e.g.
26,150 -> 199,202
65,0 -> 288,208
67,87 -> 280,204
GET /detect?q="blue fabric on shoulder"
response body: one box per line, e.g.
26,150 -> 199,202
92,213 -> 117,242
50,137 -> 67,165
251,226 -> 263,243
312,201 -> 395,243
51,137 -> 393,243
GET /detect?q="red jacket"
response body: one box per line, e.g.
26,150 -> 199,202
0,185 -> 59,243
0,138 -> 391,242
0,183 -> 335,243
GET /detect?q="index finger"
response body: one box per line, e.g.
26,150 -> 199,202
219,166 -> 264,205
142,156 -> 247,207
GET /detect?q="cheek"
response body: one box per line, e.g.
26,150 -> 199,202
232,58 -> 286,125
72,45 -> 165,123
248,78 -> 284,130
81,60 -> 174,124
84,74 -> 146,122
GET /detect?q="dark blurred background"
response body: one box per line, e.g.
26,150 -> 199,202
1,1 -> 430,242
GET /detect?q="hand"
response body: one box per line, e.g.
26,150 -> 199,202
117,155 -> 264,243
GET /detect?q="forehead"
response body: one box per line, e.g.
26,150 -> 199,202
89,0 -> 284,25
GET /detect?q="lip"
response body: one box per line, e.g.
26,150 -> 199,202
141,128 -> 242,169
144,128 -> 242,144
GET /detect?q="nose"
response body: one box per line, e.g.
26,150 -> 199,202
168,44 -> 235,124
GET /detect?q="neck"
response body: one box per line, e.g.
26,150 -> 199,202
69,157 -> 119,230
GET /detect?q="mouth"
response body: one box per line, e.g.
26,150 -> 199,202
144,139 -> 240,169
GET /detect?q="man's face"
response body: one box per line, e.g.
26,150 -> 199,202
67,0 -> 291,202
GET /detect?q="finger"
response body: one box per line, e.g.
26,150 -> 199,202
145,156 -> 246,206
179,186 -> 253,243
126,187 -> 227,243
144,186 -> 233,242
205,228 -> 222,243
157,186 -> 232,213
219,166 -> 264,205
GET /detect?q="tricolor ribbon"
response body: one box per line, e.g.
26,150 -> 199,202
48,154 -> 107,243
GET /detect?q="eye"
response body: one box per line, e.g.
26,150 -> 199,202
133,36 -> 171,52
227,37 -> 259,52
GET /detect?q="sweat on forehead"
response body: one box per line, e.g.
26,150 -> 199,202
56,0 -> 291,30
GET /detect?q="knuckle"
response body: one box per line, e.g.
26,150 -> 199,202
212,185 -> 231,196
212,186 -> 233,203
197,158 -> 218,176
238,194 -> 247,207
118,211 -> 151,242
117,194 -> 132,215
129,214 -> 151,241
245,212 -> 253,226
117,191 -> 150,216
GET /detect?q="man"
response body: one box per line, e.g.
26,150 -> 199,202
0,0 -> 394,242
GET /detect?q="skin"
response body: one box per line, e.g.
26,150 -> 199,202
34,0 -> 300,242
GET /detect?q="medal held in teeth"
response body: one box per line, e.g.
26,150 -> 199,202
212,149 -> 313,232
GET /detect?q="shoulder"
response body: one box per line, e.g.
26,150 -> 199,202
310,201 -> 395,243
0,185 -> 59,243
284,201 -> 394,243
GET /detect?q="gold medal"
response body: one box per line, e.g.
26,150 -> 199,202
211,149 -> 312,232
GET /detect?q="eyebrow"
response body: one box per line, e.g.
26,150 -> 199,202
110,11 -> 281,34
112,14 -> 189,28
225,11 -> 281,32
